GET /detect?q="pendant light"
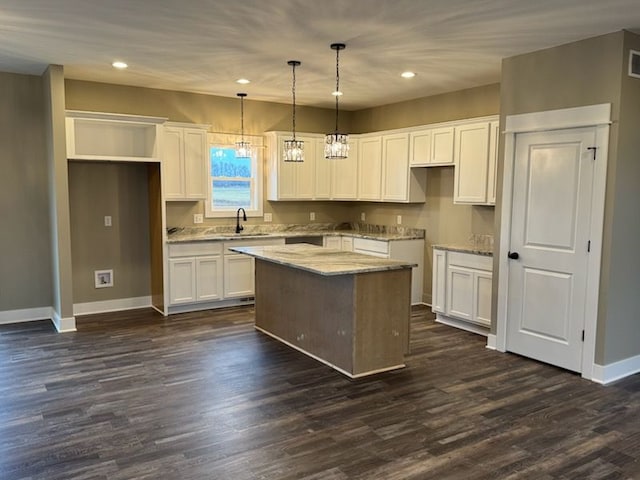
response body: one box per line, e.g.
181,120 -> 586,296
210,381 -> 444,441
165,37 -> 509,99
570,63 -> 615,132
325,42 -> 349,159
235,93 -> 252,158
283,60 -> 304,162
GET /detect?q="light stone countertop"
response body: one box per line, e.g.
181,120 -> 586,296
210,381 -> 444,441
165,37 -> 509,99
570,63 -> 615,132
432,244 -> 493,256
230,244 -> 417,276
166,223 -> 425,244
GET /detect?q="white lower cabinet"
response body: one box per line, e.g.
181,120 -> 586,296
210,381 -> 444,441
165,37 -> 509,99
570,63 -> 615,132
223,255 -> 255,298
168,238 -> 284,310
433,248 -> 492,334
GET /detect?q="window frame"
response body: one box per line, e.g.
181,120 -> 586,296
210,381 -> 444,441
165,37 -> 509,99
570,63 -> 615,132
205,134 -> 263,218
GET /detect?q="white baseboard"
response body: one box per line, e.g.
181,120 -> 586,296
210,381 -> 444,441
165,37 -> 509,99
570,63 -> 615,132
592,354 -> 640,385
0,306 -> 52,325
52,310 -> 76,332
73,296 -> 152,316
486,334 -> 497,350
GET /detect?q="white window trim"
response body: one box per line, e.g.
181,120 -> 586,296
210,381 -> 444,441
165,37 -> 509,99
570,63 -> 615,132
205,133 -> 263,218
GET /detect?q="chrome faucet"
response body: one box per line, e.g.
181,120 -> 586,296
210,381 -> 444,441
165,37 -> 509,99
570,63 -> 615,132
235,207 -> 247,233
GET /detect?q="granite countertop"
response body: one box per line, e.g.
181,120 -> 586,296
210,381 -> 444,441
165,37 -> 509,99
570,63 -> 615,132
433,244 -> 493,256
166,223 -> 425,244
230,244 -> 417,276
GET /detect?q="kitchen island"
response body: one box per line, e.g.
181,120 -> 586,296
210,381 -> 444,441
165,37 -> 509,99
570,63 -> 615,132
231,244 -> 415,378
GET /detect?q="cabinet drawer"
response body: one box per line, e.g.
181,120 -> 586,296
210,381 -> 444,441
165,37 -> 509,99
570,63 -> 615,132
169,242 -> 223,257
447,251 -> 492,271
352,238 -> 389,256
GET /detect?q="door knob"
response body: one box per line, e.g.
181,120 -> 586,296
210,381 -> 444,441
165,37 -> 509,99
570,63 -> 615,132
507,251 -> 519,260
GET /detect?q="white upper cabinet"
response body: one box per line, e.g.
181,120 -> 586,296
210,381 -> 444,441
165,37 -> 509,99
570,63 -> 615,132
314,138 -> 331,200
409,126 -> 454,167
487,120 -> 499,206
266,132 -> 317,201
357,135 -> 383,200
331,136 -> 358,200
453,121 -> 491,205
66,110 -> 165,162
163,123 -> 208,201
382,133 -> 410,201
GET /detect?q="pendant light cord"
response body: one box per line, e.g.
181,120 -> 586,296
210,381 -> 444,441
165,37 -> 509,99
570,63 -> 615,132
292,62 -> 297,141
240,95 -> 245,143
335,46 -> 340,133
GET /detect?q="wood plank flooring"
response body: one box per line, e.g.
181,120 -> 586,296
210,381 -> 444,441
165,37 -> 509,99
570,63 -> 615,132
1,306 -> 640,479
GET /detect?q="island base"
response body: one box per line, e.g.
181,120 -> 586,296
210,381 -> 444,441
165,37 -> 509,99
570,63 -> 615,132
254,259 -> 411,377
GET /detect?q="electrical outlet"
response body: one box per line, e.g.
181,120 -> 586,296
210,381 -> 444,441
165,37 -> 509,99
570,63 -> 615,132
360,212 -> 366,222
193,213 -> 203,224
310,212 -> 315,221
264,213 -> 272,222
104,215 -> 112,227
396,215 -> 402,225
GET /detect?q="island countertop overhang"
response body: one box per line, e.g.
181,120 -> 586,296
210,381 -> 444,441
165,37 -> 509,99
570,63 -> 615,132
230,244 -> 416,276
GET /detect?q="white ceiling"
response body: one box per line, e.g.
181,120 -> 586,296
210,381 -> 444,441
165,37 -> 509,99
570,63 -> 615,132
1,0 -> 640,110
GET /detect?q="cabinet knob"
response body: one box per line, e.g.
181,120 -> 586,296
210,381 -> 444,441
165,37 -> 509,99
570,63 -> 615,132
507,251 -> 519,260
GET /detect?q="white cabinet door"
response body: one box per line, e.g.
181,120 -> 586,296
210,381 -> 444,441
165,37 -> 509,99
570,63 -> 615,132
454,122 -> 490,204
474,270 -> 492,326
341,236 -> 353,252
358,136 -> 382,200
430,126 -> 455,165
313,138 -> 331,199
183,128 -> 207,199
446,265 -> 474,321
432,249 -> 447,313
324,236 -> 341,249
487,120 -> 499,206
196,256 -> 223,301
224,255 -> 255,298
331,139 -> 358,199
163,127 -> 185,199
382,133 -> 410,201
296,135 -> 316,200
169,257 -> 196,304
409,129 -> 431,166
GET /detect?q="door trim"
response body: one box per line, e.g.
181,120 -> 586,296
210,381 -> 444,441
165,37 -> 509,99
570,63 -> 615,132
496,104 -> 611,381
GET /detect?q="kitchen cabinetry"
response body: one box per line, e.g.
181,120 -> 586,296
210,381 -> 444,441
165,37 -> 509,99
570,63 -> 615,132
453,119 -> 499,206
65,110 -> 165,162
409,126 -> 455,166
266,132 -> 317,200
432,248 -> 492,335
324,236 -> 341,249
357,135 -> 383,200
353,237 -> 424,304
382,133 -> 410,201
163,123 -> 209,200
167,237 -> 284,311
331,138 -> 358,200
314,138 -> 332,200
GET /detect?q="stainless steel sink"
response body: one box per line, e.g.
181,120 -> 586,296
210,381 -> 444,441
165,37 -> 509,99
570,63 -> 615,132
236,232 -> 270,236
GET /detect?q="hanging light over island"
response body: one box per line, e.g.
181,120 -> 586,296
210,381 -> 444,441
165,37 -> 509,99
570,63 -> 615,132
325,43 -> 349,159
283,60 -> 304,162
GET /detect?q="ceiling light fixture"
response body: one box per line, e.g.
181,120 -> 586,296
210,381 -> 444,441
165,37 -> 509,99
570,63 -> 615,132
236,78 -> 250,85
325,43 -> 349,159
235,93 -> 252,159
401,71 -> 416,78
283,60 -> 304,162
112,61 -> 128,69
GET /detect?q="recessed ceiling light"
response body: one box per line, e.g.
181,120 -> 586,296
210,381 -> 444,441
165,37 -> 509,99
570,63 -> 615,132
112,61 -> 128,69
332,91 -> 343,96
401,71 -> 416,78
236,78 -> 250,85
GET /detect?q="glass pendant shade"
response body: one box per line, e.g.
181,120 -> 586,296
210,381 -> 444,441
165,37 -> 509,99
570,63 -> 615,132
284,60 -> 304,162
235,93 -> 252,158
324,133 -> 349,159
325,43 -> 349,159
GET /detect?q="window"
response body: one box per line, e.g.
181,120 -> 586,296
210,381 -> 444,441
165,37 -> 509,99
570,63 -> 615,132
205,145 -> 262,218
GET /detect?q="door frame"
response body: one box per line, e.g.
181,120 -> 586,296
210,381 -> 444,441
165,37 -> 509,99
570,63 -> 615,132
495,104 -> 611,381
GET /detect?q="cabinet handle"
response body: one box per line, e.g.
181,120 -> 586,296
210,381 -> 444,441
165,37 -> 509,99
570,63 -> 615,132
507,251 -> 519,260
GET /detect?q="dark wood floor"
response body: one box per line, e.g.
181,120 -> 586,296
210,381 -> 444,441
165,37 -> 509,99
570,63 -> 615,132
1,306 -> 640,480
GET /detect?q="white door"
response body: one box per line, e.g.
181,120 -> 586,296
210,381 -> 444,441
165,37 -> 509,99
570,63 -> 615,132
506,127 -> 596,372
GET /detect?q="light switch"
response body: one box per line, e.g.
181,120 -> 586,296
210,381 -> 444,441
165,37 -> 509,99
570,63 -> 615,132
360,212 -> 366,221
104,216 -> 112,227
310,212 -> 316,221
396,215 -> 402,225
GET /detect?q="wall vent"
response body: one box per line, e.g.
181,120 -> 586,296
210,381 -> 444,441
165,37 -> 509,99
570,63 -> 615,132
629,50 -> 640,79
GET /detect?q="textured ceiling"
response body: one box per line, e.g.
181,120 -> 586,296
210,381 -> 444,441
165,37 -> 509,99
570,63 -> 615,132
1,0 -> 640,110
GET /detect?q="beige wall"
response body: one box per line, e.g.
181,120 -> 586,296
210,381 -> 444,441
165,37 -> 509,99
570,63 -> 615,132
499,30 -> 640,365
68,162 -> 151,303
0,72 -> 52,311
